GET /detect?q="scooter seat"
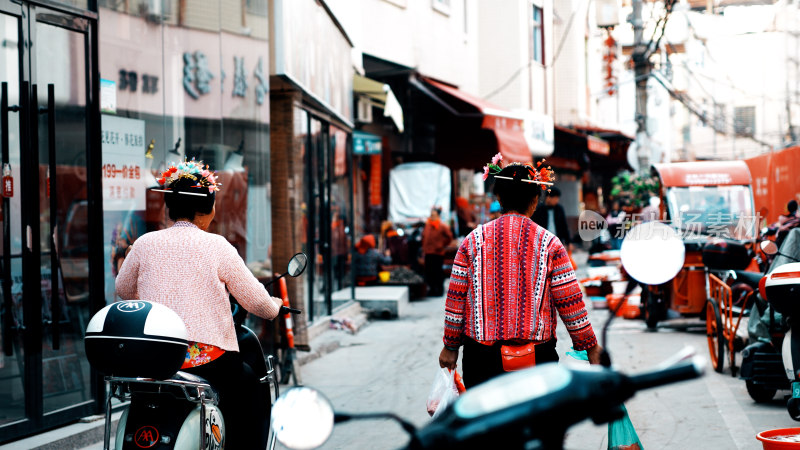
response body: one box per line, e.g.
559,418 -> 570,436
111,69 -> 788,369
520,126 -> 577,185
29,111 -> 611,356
734,270 -> 763,288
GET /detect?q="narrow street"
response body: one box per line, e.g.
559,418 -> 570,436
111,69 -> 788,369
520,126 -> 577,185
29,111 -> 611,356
285,287 -> 799,450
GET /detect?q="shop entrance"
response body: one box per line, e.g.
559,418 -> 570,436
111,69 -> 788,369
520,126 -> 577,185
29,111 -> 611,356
0,1 -> 101,443
299,109 -> 353,322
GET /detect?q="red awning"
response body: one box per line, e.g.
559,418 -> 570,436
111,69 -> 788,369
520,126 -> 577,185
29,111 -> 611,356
423,78 -> 533,164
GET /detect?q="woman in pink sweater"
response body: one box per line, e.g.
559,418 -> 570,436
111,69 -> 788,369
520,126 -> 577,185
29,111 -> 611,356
116,160 -> 282,448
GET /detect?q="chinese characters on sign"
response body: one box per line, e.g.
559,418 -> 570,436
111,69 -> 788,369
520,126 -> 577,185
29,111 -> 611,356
183,51 -> 215,99
2,163 -> 12,198
119,70 -> 159,94
254,57 -> 268,105
101,115 -> 146,211
233,56 -> 248,98
182,52 -> 268,104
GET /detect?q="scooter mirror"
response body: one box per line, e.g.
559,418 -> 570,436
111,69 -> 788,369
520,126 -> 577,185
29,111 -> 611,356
620,222 -> 685,285
288,253 -> 308,277
271,387 -> 334,449
760,240 -> 778,256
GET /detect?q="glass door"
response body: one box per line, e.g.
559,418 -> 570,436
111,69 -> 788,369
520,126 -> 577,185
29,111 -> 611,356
0,1 -> 99,442
0,2 -> 27,431
306,117 -> 332,320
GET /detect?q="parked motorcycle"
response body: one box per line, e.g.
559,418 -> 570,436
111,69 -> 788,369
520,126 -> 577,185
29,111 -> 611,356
84,252 -> 308,450
739,232 -> 800,407
270,223 -> 704,450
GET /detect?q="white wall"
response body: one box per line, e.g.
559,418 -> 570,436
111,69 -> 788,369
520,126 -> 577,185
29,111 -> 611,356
476,1 -> 528,109
552,0 -> 589,125
473,0 -> 555,117
326,0 -> 480,92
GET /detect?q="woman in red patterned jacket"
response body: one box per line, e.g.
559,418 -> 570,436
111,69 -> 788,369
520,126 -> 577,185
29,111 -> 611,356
438,157 -> 603,388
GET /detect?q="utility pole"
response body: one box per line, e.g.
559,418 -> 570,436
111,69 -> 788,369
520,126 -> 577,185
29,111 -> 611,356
631,0 -> 651,171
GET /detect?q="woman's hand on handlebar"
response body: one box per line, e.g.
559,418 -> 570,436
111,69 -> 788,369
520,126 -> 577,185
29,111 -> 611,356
586,344 -> 604,365
439,346 -> 458,371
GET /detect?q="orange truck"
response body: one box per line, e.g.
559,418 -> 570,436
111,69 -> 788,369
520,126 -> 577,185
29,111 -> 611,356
641,161 -> 759,330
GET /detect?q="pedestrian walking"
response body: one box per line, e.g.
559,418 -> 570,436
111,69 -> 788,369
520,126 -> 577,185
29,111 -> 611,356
438,155 -> 602,388
422,207 -> 453,296
532,186 -> 571,249
606,200 -> 626,250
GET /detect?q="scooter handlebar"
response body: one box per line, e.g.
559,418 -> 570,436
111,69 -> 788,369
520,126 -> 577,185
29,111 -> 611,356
280,305 -> 302,315
627,356 -> 705,392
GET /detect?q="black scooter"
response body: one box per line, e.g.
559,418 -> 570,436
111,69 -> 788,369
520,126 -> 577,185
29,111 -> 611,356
85,253 -> 307,450
271,349 -> 703,449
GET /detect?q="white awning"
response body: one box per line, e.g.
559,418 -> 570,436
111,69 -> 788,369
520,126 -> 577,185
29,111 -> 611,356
354,74 -> 404,133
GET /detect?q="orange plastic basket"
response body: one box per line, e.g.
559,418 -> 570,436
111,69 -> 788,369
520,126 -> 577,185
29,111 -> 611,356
757,428 -> 800,449
606,294 -> 626,316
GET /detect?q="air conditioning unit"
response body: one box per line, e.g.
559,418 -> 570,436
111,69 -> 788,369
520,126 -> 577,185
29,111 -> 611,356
357,96 -> 373,123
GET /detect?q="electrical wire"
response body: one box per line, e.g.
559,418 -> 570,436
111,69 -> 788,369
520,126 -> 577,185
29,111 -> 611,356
650,70 -> 774,148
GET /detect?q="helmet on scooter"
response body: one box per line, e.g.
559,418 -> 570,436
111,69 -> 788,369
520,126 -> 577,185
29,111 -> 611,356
85,301 -> 188,379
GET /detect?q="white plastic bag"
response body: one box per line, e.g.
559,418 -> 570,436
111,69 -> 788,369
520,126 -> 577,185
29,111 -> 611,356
426,368 -> 459,419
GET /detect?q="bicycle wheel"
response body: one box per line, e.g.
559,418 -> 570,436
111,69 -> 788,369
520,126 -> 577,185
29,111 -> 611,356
706,298 -> 725,373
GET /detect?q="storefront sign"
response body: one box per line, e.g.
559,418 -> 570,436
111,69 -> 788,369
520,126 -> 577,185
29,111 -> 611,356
353,130 -> 382,155
587,135 -> 610,156
2,164 -> 12,198
100,8 -> 270,121
519,110 -> 554,157
118,69 -> 158,94
182,52 -> 268,105
370,154 -> 382,206
183,51 -> 215,99
333,128 -> 348,177
101,115 -> 146,211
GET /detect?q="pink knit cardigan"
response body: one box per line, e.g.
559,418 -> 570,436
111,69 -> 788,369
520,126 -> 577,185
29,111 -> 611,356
115,221 -> 282,351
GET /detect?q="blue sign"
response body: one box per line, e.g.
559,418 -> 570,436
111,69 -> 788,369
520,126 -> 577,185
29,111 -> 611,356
353,130 -> 382,155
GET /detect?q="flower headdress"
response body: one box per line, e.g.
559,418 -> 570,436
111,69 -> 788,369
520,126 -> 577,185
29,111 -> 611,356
482,152 -> 555,190
152,159 -> 221,197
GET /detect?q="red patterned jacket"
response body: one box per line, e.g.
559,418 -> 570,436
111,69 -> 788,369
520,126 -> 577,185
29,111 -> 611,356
443,213 -> 597,351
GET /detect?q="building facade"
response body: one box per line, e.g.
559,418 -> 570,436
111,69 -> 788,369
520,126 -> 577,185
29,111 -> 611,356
0,0 -> 360,443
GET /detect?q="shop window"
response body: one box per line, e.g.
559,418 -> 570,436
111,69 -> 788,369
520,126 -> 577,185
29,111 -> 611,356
734,106 -> 755,137
432,0 -> 451,15
714,103 -> 726,133
98,0 -> 172,19
531,4 -> 544,64
382,0 -> 408,7
51,0 -> 89,9
247,0 -> 269,16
